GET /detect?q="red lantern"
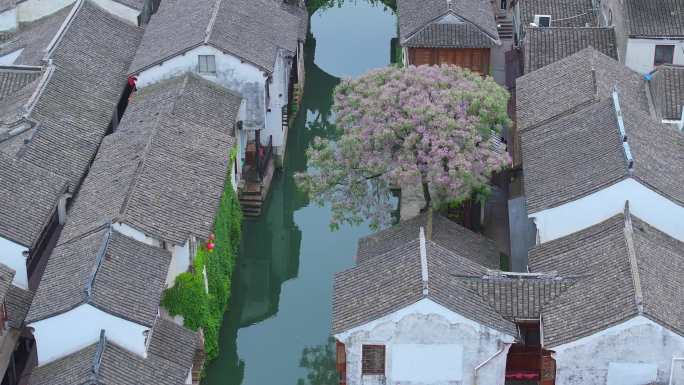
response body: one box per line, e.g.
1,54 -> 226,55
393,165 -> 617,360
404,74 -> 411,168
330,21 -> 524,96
207,242 -> 215,252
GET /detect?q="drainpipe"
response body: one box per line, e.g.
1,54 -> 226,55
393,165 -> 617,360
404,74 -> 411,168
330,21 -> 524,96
670,357 -> 684,385
474,342 -> 512,385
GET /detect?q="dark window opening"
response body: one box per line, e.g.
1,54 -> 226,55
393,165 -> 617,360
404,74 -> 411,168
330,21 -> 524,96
655,45 -> 675,66
198,55 -> 216,74
361,345 -> 385,375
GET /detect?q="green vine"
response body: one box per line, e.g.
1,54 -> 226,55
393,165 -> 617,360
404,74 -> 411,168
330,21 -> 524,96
161,149 -> 242,363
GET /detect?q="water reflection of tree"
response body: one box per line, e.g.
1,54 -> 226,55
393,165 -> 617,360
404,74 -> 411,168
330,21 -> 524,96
297,337 -> 338,385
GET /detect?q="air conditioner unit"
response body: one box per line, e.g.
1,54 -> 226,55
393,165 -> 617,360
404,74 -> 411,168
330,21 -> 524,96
534,15 -> 551,27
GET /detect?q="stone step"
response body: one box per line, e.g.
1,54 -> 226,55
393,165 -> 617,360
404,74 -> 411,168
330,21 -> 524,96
239,193 -> 263,201
240,199 -> 263,208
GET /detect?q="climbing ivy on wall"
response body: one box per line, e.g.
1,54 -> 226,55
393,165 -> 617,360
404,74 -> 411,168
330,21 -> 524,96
161,150 -> 242,362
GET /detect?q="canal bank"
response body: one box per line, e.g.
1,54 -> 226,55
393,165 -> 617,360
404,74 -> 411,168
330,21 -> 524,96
202,2 -> 397,384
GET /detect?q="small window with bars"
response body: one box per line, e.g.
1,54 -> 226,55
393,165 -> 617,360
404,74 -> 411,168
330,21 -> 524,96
361,345 -> 386,375
198,55 -> 216,74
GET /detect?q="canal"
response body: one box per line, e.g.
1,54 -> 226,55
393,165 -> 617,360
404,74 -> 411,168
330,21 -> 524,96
202,2 -> 397,384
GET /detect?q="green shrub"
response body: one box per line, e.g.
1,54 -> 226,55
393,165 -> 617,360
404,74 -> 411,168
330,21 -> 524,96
161,150 -> 242,363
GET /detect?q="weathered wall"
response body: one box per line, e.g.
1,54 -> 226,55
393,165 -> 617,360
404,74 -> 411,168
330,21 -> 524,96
30,303 -> 150,365
625,38 -> 684,74
336,299 -> 514,385
0,236 -> 28,289
91,0 -> 140,24
16,0 -> 74,23
0,8 -> 17,31
554,316 -> 684,385
530,178 -> 684,244
599,0 -> 628,63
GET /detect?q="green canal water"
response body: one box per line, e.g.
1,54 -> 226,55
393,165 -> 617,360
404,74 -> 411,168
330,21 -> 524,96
202,2 -> 397,384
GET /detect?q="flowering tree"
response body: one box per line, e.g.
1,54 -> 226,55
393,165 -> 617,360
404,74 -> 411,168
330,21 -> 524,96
296,65 -> 511,229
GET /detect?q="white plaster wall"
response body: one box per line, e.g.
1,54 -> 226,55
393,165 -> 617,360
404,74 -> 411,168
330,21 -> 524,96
16,0 -> 75,22
0,236 -> 27,289
91,0 -> 140,24
165,241 -> 191,286
336,299 -> 514,385
625,38 -> 684,74
112,222 -> 162,248
0,8 -> 17,31
135,45 -> 267,130
0,48 -> 23,65
553,316 -> 684,385
30,303 -> 149,365
263,51 -> 292,154
531,178 -> 684,244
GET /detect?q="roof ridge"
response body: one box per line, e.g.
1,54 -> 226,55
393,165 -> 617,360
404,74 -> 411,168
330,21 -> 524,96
622,201 -> 644,314
43,0 -> 83,61
85,225 -> 112,301
91,329 -> 106,382
419,227 -> 429,296
204,0 -> 223,43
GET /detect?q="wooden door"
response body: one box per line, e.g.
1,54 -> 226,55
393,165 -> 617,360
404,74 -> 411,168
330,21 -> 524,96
409,48 -> 489,74
540,354 -> 556,385
336,341 -> 347,385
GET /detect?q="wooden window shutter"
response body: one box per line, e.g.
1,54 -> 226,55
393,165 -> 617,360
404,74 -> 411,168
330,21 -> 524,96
361,345 -> 386,375
336,341 -> 347,385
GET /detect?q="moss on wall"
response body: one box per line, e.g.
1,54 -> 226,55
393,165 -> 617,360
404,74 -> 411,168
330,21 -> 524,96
161,151 -> 242,362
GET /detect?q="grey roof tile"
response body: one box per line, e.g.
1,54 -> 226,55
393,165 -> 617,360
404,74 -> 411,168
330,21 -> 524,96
0,152 -> 67,246
5,285 -> 32,328
529,210 -> 684,346
334,214 -> 516,335
0,263 -> 14,304
623,0 -> 684,37
523,27 -> 618,73
357,212 -> 500,269
0,5 -> 72,66
397,0 -> 498,46
516,0 -> 597,28
29,318 -> 198,385
649,65 -> 684,121
129,0 -> 307,74
27,227 -> 171,327
62,73 -> 241,245
516,47 -> 649,132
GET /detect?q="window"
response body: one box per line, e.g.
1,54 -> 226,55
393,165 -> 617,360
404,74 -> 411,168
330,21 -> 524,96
361,345 -> 385,375
534,15 -> 551,27
654,45 -> 675,66
198,55 -> 216,74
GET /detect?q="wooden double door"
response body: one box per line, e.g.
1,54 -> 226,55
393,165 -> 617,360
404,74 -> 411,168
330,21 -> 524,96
409,47 -> 490,74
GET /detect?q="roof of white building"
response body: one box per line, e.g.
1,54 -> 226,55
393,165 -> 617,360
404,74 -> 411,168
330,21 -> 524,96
514,0 -> 598,28
518,48 -> 684,213
623,0 -> 684,38
333,212 -> 519,335
523,27 -> 618,74
649,65 -> 684,121
529,206 -> 684,347
0,1 -> 142,247
397,0 -> 499,48
128,0 -> 307,74
61,73 -> 240,245
28,319 -> 198,385
27,225 -> 171,327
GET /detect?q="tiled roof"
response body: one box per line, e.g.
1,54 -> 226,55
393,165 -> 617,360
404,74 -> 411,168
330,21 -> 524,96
521,94 -> 684,213
397,0 -> 498,46
28,318 -> 198,385
62,73 -> 240,245
516,47 -> 649,132
27,226 -> 171,327
517,0 -> 597,28
0,5 -> 73,66
0,66 -> 42,99
129,0 -> 307,74
0,153 -> 67,247
5,285 -> 32,328
650,65 -> 684,121
523,27 -> 618,73
529,210 -> 684,346
357,212 -> 500,269
0,0 -> 14,13
403,22 -> 496,48
457,272 -> 577,320
624,0 -> 684,37
0,263 -> 14,304
334,213 -> 516,335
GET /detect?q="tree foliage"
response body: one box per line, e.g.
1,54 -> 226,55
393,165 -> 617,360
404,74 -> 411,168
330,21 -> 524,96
296,65 -> 511,229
